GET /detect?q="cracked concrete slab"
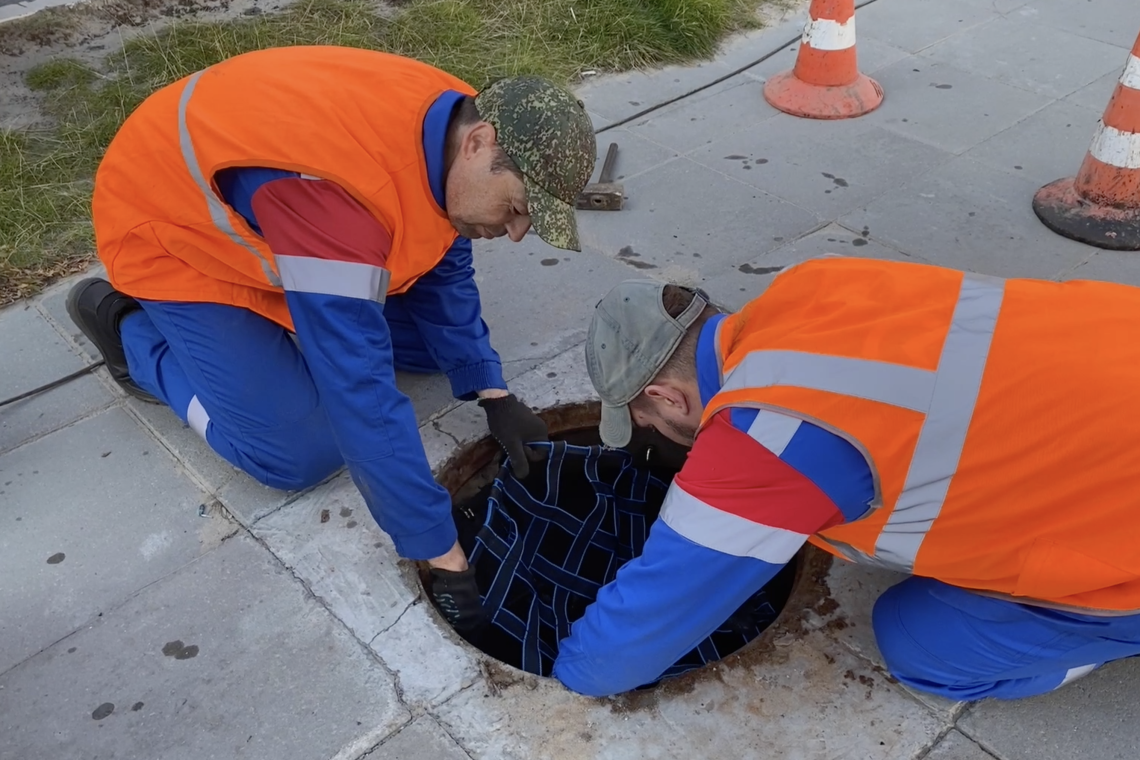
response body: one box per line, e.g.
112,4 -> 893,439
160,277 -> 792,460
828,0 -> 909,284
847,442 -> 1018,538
252,472 -> 419,644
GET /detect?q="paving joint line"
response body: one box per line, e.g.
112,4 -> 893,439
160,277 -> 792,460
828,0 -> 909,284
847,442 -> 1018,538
953,718 -> 1013,760
243,525 -> 415,709
0,393 -> 119,458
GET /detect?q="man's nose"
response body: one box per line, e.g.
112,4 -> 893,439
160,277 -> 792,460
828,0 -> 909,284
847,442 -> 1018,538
506,216 -> 532,242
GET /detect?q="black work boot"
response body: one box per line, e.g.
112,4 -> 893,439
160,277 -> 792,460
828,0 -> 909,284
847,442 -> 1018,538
66,278 -> 159,404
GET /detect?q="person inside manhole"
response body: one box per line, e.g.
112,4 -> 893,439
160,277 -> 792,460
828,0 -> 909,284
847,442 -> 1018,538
557,256 -> 1140,700
62,47 -> 596,628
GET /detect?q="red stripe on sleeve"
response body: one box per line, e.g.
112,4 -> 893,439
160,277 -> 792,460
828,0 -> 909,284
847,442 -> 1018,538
674,411 -> 844,535
250,178 -> 393,266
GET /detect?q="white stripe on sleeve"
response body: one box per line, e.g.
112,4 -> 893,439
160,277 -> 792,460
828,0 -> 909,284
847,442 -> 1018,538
660,482 -> 807,563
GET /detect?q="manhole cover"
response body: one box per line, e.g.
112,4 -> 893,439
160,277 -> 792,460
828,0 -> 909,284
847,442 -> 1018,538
426,402 -> 800,692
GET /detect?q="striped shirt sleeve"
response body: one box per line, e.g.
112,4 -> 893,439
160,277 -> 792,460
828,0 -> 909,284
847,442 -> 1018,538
663,410 -> 847,557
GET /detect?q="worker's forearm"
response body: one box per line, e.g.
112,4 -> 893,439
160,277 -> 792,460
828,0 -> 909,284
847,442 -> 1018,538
284,289 -> 458,560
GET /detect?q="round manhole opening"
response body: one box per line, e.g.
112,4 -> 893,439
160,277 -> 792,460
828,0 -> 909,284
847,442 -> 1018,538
425,401 -> 801,692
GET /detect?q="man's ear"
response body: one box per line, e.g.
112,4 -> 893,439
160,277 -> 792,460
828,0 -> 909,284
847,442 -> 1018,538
460,122 -> 496,160
644,383 -> 688,413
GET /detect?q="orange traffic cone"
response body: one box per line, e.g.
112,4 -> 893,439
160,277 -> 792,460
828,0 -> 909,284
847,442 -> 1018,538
763,0 -> 883,120
1033,30 -> 1140,251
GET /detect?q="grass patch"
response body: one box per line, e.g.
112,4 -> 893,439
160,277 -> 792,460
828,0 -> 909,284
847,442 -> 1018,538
1,0 -> 770,304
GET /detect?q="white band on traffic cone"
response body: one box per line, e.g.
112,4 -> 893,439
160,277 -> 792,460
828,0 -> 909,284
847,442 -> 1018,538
1121,54 -> 1140,90
802,17 -> 857,51
1089,123 -> 1140,169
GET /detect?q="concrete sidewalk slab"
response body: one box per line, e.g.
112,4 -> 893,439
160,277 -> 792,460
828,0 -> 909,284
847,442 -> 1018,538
1065,67 -> 1125,112
920,15 -> 1126,99
925,730 -> 995,760
473,233 -> 641,378
687,115 -> 951,219
0,304 -> 113,454
371,602 -> 481,708
624,77 -> 780,155
839,156 -> 1094,279
0,536 -> 408,760
859,59 -> 1054,155
1062,251 -> 1140,287
251,472 -> 418,644
1026,0 -> 1140,50
857,0 -> 1005,54
435,629 -> 946,760
964,98 -> 1103,185
367,716 -> 472,760
0,408 -> 221,674
577,156 -> 821,274
959,657 -> 1140,760
696,223 -> 917,311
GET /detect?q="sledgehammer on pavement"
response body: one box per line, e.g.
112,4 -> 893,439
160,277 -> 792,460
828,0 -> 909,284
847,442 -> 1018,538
575,142 -> 624,211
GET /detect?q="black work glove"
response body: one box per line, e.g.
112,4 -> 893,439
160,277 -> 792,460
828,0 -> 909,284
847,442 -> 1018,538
429,566 -> 489,634
479,393 -> 549,479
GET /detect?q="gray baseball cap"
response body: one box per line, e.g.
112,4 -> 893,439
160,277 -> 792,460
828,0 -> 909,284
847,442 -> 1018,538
585,280 -> 711,448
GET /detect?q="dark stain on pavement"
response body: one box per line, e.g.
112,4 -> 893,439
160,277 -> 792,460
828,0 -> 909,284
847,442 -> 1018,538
162,640 -> 200,660
617,246 -> 658,270
339,507 -> 353,518
739,264 -> 783,275
852,238 -> 868,247
346,520 -> 358,529
723,154 -> 747,160
131,702 -> 145,712
821,172 -> 849,187
932,83 -> 953,89
540,258 -> 560,266
92,703 -> 114,720
47,552 -> 65,565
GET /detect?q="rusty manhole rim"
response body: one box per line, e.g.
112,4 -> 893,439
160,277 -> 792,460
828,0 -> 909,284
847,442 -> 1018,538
408,400 -> 821,694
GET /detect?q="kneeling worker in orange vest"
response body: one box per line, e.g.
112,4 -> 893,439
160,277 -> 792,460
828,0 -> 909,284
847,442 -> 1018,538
552,255 -> 1140,699
66,46 -> 596,632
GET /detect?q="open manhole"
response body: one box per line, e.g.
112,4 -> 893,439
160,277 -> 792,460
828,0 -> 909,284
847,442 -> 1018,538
426,401 -> 801,691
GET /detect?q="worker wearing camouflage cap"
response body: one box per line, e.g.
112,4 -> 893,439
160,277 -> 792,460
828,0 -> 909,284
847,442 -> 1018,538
67,46 -> 596,628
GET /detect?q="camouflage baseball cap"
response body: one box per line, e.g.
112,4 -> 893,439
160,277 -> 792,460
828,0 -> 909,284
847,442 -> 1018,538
475,76 -> 596,251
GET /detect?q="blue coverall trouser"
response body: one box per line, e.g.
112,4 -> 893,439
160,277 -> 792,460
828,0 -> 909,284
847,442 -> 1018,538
119,296 -> 437,491
874,576 -> 1140,700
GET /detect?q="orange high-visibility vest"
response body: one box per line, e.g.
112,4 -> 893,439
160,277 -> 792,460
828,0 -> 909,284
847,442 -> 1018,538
702,256 -> 1140,615
92,46 -> 473,330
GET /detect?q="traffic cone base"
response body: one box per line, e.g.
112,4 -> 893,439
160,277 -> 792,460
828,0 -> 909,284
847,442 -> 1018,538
1032,178 -> 1140,252
763,0 -> 883,120
1033,32 -> 1140,251
763,69 -> 884,120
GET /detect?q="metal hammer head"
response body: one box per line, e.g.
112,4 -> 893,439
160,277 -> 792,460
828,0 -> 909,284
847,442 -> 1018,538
575,142 -> 625,211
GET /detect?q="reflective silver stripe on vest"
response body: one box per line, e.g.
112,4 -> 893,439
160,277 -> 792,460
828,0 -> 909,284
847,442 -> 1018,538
721,272 -> 1005,572
177,70 -> 282,287
720,350 -> 936,412
874,273 -> 1004,570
